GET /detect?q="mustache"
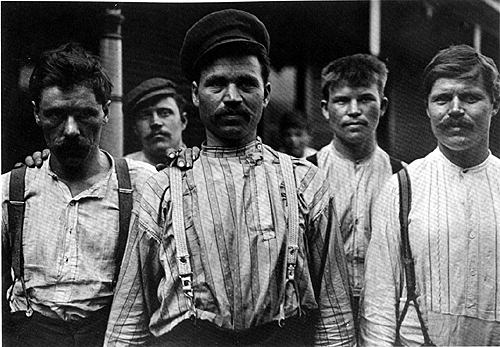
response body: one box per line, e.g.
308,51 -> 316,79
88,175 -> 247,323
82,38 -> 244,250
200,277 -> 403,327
437,118 -> 474,130
214,106 -> 253,118
52,136 -> 91,152
146,130 -> 171,140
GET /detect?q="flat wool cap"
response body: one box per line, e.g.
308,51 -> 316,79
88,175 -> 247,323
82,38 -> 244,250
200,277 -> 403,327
124,78 -> 177,116
180,9 -> 270,81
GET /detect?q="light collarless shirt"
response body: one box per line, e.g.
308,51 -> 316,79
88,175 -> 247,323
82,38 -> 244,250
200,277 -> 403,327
361,148 -> 500,346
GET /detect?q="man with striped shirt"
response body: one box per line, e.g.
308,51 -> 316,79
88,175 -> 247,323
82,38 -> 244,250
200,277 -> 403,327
361,45 -> 500,345
105,9 -> 354,347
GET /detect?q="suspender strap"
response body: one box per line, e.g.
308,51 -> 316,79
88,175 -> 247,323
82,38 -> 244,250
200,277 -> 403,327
277,153 -> 301,324
114,158 -> 133,287
7,165 -> 33,316
390,155 -> 404,174
396,168 -> 435,346
170,167 -> 196,317
278,153 -> 299,281
8,165 -> 27,280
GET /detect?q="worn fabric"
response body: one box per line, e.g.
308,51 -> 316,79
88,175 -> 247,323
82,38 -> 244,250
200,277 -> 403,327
360,148 -> 500,346
105,139 -> 355,346
313,143 -> 395,298
124,142 -> 186,167
1,153 -> 155,321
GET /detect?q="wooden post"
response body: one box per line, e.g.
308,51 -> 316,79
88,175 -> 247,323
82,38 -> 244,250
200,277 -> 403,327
100,8 -> 125,157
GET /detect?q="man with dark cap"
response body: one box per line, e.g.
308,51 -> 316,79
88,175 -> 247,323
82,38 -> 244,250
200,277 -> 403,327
105,8 -> 354,347
124,78 -> 188,166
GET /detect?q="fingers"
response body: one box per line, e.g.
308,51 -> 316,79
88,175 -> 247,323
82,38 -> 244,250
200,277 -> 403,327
24,155 -> 36,168
33,151 -> 44,168
42,148 -> 51,160
192,146 -> 201,161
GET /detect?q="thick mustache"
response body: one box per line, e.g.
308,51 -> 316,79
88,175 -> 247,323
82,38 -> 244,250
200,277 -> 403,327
215,107 -> 252,118
53,137 -> 89,150
438,118 -> 474,130
146,130 -> 171,140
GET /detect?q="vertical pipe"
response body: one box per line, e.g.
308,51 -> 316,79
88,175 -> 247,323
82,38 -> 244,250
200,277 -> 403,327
473,24 -> 482,53
370,0 -> 381,56
100,8 -> 125,157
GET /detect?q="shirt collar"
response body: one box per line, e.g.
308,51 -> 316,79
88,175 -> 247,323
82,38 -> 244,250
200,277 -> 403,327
201,137 -> 264,159
435,147 -> 492,174
46,150 -> 114,199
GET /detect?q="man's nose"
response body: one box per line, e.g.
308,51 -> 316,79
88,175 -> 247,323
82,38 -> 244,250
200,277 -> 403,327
151,111 -> 162,126
347,99 -> 361,116
223,84 -> 242,104
63,116 -> 80,137
449,95 -> 465,118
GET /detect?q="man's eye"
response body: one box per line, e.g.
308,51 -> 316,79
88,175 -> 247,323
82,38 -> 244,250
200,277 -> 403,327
157,109 -> 172,117
463,95 -> 480,103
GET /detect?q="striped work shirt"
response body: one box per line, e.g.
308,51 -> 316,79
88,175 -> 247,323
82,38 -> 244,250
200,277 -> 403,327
361,148 -> 500,346
313,143 -> 395,297
105,139 -> 355,346
1,153 -> 155,320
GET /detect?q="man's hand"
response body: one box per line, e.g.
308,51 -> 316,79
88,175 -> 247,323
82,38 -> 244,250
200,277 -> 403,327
15,149 -> 50,169
156,147 -> 201,171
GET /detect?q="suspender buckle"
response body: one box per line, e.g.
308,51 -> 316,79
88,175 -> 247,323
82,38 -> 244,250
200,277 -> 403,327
179,272 -> 193,296
287,264 -> 296,281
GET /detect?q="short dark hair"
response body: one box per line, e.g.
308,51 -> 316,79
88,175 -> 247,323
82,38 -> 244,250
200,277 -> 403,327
195,42 -> 271,85
29,42 -> 113,107
321,54 -> 388,101
422,44 -> 500,106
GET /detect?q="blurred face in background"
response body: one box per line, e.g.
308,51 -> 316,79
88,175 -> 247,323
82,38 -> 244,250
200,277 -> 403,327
134,96 -> 187,161
282,127 -> 310,158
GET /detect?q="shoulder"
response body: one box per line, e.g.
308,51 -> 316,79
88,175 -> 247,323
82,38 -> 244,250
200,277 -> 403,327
120,157 -> 156,189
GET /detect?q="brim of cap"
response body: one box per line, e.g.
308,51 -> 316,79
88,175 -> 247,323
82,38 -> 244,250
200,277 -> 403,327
130,88 -> 176,113
192,38 -> 266,76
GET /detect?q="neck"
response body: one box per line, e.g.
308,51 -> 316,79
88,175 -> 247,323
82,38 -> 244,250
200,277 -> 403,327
205,131 -> 256,148
50,148 -> 111,195
438,143 -> 489,169
333,137 -> 377,162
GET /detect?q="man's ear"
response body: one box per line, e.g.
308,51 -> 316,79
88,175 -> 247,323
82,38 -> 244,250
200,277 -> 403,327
192,82 -> 199,107
32,101 -> 41,125
181,112 -> 188,130
492,99 -> 499,117
263,82 -> 271,107
380,97 -> 389,117
321,100 -> 330,120
103,100 -> 111,124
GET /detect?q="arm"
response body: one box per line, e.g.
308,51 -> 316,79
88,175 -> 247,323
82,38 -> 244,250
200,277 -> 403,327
104,209 -> 163,346
309,198 -> 355,346
2,174 -> 13,315
359,181 -> 402,346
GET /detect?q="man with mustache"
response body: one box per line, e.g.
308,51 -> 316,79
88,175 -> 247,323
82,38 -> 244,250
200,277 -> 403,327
307,54 -> 404,333
124,78 -> 188,167
1,42 -> 155,347
360,45 -> 500,346
105,9 -> 354,347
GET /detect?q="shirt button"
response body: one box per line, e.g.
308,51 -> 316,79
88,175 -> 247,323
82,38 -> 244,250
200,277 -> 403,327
469,232 -> 476,239
470,270 -> 476,276
69,201 -> 75,206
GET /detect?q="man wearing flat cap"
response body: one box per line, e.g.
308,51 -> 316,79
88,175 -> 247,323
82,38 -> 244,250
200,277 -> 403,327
124,78 -> 188,167
105,9 -> 354,347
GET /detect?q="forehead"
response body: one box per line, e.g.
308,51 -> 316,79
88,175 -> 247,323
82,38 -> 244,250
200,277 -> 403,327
39,85 -> 99,108
200,55 -> 263,80
147,96 -> 180,111
329,81 -> 380,95
430,75 -> 487,94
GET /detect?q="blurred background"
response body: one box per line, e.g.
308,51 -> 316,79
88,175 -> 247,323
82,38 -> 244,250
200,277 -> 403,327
2,0 -> 499,172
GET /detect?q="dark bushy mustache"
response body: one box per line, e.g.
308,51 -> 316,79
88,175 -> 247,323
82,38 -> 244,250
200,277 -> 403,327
215,107 -> 253,118
146,130 -> 171,140
438,118 -> 474,130
53,137 -> 90,153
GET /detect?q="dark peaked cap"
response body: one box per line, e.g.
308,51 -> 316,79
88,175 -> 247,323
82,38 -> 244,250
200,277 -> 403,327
124,78 -> 177,116
180,9 -> 270,81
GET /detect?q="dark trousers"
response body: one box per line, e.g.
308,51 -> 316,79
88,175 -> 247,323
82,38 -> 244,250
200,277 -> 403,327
148,315 -> 315,347
3,306 -> 110,347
